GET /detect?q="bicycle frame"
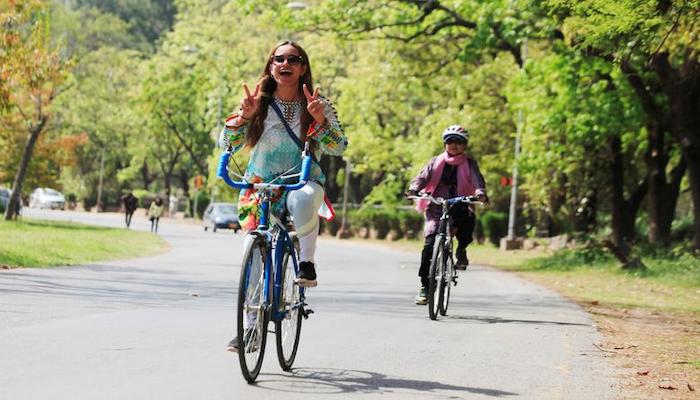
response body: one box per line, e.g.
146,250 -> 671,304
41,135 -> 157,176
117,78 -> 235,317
217,146 -> 313,321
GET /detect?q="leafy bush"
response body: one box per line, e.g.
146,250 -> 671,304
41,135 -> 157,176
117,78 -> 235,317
671,216 -> 695,242
82,195 -> 96,212
132,190 -> 155,209
348,207 -> 399,239
474,216 -> 485,244
480,211 -> 508,246
398,209 -> 424,238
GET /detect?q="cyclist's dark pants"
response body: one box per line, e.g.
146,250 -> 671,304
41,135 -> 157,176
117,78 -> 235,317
419,204 -> 475,288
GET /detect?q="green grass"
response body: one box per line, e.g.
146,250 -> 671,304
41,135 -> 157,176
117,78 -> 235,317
467,243 -> 700,315
0,219 -> 168,268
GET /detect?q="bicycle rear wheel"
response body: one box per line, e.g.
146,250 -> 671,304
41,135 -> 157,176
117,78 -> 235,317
428,235 -> 446,320
439,245 -> 454,316
275,234 -> 303,371
237,234 -> 269,383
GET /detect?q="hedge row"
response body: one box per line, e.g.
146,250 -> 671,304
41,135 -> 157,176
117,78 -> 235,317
320,207 -> 508,246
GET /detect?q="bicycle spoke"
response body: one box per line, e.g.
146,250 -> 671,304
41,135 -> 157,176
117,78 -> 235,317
276,238 -> 303,371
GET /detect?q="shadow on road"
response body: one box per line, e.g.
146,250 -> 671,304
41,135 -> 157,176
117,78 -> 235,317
445,314 -> 592,327
253,367 -> 519,397
0,265 -> 234,306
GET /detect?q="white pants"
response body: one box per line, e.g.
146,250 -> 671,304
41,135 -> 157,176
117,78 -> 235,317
287,181 -> 324,263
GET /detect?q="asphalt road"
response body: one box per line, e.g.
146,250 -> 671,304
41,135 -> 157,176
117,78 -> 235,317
0,209 -> 616,399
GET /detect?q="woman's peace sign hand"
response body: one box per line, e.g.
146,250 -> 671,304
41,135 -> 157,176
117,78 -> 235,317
239,83 -> 260,120
303,84 -> 326,124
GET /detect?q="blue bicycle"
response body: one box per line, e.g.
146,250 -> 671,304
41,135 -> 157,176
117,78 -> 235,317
217,144 -> 313,383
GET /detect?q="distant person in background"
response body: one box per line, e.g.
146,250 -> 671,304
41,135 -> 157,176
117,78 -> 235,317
148,197 -> 164,233
121,192 -> 138,228
169,193 -> 178,218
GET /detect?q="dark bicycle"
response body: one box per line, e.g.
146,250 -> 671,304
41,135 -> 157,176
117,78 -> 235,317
409,193 -> 482,320
217,144 -> 313,383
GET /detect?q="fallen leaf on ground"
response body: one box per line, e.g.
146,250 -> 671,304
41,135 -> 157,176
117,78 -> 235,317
590,300 -> 600,305
658,384 -> 677,390
614,345 -> 638,349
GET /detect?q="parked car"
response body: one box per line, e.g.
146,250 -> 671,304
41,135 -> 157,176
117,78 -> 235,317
0,188 -> 10,210
29,188 -> 65,210
202,202 -> 240,233
0,188 -> 22,213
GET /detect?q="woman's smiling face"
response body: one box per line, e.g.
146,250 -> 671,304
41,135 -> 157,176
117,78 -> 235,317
270,44 -> 306,87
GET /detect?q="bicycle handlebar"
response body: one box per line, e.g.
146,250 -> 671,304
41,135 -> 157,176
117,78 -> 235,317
407,193 -> 484,206
217,142 -> 313,191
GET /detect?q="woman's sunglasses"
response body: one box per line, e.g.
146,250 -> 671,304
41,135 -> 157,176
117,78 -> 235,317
445,138 -> 466,145
271,54 -> 304,65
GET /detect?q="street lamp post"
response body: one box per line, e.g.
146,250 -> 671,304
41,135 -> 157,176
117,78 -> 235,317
337,158 -> 352,238
502,39 -> 527,250
96,149 -> 105,212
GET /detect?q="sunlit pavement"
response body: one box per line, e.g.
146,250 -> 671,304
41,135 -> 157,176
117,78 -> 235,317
0,209 -> 617,399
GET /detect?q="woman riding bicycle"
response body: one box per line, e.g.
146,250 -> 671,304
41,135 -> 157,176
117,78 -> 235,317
220,41 -> 346,352
405,125 -> 487,305
219,41 -> 347,287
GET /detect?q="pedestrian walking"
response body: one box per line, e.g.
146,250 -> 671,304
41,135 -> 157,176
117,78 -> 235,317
168,194 -> 178,218
121,192 -> 138,228
148,197 -> 164,233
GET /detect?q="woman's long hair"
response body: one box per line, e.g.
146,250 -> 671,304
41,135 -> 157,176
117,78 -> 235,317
245,41 -> 315,150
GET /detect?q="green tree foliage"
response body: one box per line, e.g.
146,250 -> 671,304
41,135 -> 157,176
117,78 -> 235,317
544,0 -> 700,248
53,46 -> 145,207
72,0 -> 177,51
6,0 -> 696,258
1,0 -> 70,219
508,49 -> 645,235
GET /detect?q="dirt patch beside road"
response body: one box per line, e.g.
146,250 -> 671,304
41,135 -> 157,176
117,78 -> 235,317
586,305 -> 699,399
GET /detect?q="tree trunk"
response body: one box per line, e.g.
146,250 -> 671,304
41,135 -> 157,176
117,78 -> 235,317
320,156 -> 343,202
610,136 -> 626,246
658,159 -> 687,241
349,174 -> 362,204
686,151 -> 700,249
645,126 -> 668,244
5,117 -> 48,220
179,169 -> 190,199
653,54 -> 700,249
642,120 -> 684,247
608,135 -> 647,269
141,160 -> 154,190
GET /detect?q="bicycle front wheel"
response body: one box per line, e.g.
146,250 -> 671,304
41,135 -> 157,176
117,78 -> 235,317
439,245 -> 454,316
275,234 -> 303,371
237,234 -> 269,383
428,235 -> 446,320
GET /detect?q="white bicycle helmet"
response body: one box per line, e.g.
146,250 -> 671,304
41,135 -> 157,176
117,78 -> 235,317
442,124 -> 469,143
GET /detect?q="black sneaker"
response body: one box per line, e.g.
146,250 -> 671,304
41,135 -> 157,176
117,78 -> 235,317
226,337 -> 238,352
455,250 -> 469,270
414,286 -> 427,305
295,261 -> 317,287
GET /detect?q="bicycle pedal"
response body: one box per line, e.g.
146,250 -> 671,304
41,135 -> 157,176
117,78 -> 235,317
302,307 -> 315,319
